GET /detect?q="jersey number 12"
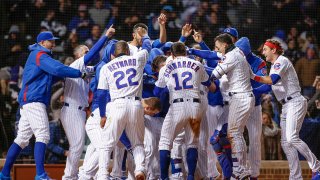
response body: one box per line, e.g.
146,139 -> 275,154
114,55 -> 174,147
173,72 -> 193,90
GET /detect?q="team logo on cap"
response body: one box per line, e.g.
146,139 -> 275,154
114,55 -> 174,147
226,29 -> 230,32
274,63 -> 281,70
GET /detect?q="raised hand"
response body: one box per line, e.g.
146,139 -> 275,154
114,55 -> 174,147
105,24 -> 115,38
158,13 -> 167,26
192,30 -> 203,43
181,24 -> 193,37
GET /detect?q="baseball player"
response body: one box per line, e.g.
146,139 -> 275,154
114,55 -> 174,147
154,42 -> 216,180
252,39 -> 320,180
0,31 -> 85,180
60,25 -> 115,180
191,33 -> 227,179
78,40 -> 133,180
188,31 -> 233,179
112,16 -> 167,178
97,27 -> 151,180
211,34 -> 255,179
235,37 -> 267,179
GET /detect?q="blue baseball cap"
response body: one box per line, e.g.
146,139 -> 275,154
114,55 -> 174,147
161,41 -> 173,53
162,5 -> 173,12
223,28 -> 238,39
37,31 -> 59,43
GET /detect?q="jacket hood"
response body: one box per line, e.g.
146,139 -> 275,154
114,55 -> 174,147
28,43 -> 52,53
102,39 -> 118,63
235,37 -> 251,56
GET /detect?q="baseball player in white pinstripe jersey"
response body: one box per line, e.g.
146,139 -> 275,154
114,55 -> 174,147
154,42 -> 216,180
60,26 -> 115,180
211,34 -> 255,179
97,28 -> 151,179
252,39 -> 320,180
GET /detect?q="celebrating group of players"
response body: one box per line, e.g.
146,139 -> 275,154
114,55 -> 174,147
0,13 -> 320,180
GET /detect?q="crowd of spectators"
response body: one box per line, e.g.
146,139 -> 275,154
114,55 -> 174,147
0,0 -> 319,161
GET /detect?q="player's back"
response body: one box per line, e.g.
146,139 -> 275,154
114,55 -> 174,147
224,47 -> 252,93
160,56 -> 207,101
101,50 -> 148,100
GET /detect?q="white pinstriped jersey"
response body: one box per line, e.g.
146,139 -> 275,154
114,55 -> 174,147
98,50 -> 148,101
165,56 -> 173,64
128,43 -> 139,55
156,56 -> 209,102
219,75 -> 230,102
212,47 -> 253,93
64,57 -> 91,107
270,55 -> 301,101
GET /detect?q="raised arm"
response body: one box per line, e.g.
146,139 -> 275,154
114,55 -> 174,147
137,27 -> 152,52
192,30 -> 210,50
158,13 -> 167,44
179,24 -> 192,43
84,25 -> 115,65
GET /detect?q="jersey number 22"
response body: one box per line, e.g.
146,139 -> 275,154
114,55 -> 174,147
114,68 -> 139,89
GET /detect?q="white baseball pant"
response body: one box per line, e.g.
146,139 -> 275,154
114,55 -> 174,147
280,95 -> 320,180
195,112 -> 209,179
14,102 -> 50,148
159,101 -> 202,150
246,105 -> 262,177
144,115 -> 163,180
78,143 -> 99,180
97,98 -> 145,179
60,104 -> 87,180
170,120 -> 210,180
170,130 -> 186,179
111,144 -> 126,178
227,92 -> 255,177
78,108 -> 102,180
206,105 -> 224,178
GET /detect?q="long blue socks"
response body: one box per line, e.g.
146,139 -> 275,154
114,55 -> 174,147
34,142 -> 46,175
1,143 -> 22,176
159,150 -> 170,180
186,148 -> 198,178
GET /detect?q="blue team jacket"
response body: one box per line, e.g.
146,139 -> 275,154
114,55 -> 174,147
18,43 -> 81,107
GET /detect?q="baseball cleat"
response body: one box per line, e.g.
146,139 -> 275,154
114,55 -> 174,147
312,171 -> 320,180
0,173 -> 11,180
34,172 -> 54,180
231,172 -> 250,180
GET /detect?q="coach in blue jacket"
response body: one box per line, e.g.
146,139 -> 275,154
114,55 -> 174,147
0,31 -> 85,180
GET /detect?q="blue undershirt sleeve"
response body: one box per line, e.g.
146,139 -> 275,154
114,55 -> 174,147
270,74 -> 281,85
97,89 -> 108,117
84,36 -> 108,65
